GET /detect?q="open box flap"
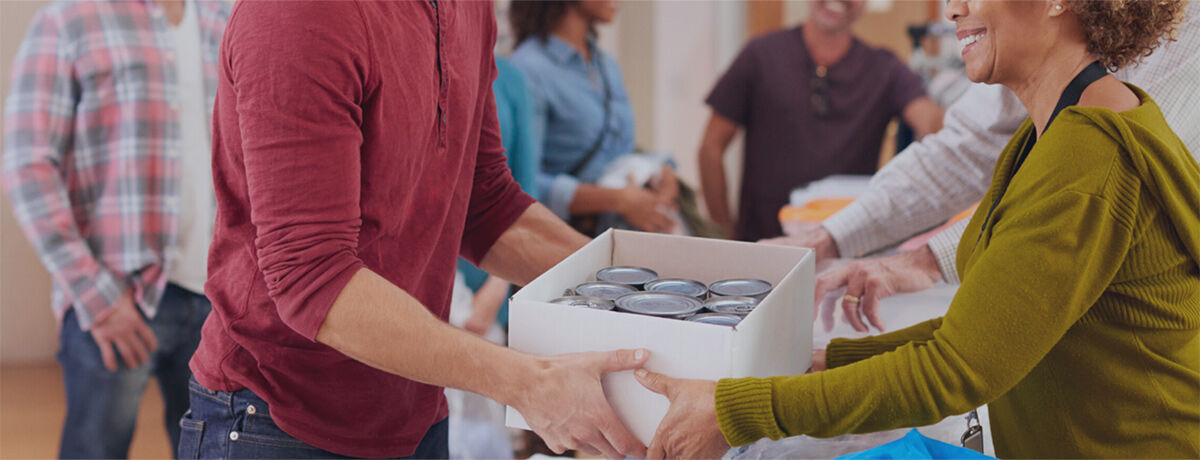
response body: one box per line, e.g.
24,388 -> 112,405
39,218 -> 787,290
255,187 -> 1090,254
732,251 -> 814,377
610,230 -> 804,285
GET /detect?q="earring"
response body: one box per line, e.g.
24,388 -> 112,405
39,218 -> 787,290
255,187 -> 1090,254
1054,4 -> 1063,10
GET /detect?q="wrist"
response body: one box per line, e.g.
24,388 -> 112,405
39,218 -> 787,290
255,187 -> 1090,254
815,228 -> 839,260
613,188 -> 633,214
912,245 -> 943,283
492,352 -> 546,408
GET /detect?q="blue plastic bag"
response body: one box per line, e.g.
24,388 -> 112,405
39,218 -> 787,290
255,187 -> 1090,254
835,429 -> 993,460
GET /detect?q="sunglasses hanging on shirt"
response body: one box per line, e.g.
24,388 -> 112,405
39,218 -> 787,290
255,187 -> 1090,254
810,65 -> 831,119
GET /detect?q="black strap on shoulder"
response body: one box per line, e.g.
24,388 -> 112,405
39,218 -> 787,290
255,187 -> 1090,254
568,47 -> 614,178
975,61 -> 1108,243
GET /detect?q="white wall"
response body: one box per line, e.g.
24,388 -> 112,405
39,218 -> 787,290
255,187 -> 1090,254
614,0 -> 746,217
1,0 -> 59,364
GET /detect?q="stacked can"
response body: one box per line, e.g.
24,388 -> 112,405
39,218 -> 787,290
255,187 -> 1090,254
549,266 -> 773,328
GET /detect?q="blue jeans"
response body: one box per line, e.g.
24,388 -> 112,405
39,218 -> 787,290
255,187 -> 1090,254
58,283 -> 211,459
179,378 -> 449,459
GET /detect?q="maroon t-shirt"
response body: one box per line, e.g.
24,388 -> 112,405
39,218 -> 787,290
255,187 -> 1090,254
707,26 -> 927,241
190,1 -> 534,457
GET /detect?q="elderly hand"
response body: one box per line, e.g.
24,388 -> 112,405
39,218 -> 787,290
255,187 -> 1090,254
635,369 -> 731,460
759,222 -> 839,263
815,246 -> 943,333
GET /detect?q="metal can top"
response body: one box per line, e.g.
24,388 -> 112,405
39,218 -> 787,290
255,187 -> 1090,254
549,296 -> 616,310
574,282 -> 638,301
686,313 -> 742,327
709,278 -> 773,298
703,296 -> 759,316
615,292 -> 704,318
644,278 -> 708,298
595,266 -> 659,287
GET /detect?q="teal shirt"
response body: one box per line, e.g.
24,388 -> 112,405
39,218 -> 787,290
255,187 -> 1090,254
457,57 -> 539,325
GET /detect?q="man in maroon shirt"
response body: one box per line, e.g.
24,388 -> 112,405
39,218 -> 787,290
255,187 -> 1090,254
180,1 -> 647,459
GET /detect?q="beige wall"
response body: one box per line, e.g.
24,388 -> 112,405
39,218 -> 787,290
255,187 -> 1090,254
1,0 -> 58,364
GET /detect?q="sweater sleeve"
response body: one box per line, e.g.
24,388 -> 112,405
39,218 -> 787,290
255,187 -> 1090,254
227,1 -> 371,341
822,84 -> 1023,257
717,188 -> 1133,446
824,318 -> 943,369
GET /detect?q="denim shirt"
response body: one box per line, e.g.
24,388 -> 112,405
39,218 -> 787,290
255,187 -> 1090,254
510,36 -> 636,219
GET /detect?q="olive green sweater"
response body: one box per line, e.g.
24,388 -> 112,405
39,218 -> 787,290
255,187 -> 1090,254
716,85 -> 1200,458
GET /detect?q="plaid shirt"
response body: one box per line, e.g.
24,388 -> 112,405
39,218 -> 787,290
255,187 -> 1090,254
3,0 -> 228,330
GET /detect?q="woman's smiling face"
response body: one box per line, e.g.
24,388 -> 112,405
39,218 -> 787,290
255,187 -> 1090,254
946,0 -> 1060,85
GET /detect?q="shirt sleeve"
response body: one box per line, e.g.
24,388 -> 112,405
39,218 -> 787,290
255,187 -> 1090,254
460,59 -> 537,264
821,84 -> 1025,257
704,44 -> 758,126
717,188 -> 1132,446
226,1 -> 371,341
520,64 -> 580,219
926,220 -> 969,284
2,8 -> 125,329
505,62 -> 541,199
886,54 -> 928,116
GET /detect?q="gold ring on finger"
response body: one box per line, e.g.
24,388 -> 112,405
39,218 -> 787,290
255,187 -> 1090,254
843,294 -> 861,304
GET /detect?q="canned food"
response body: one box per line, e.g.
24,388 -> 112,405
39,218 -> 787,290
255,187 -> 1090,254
574,282 -> 638,301
709,278 -> 773,300
644,278 -> 708,299
595,266 -> 659,290
549,296 -> 616,310
686,313 -> 743,327
703,296 -> 759,316
614,292 -> 704,319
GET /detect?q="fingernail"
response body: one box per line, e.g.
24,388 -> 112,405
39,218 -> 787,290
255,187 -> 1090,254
636,369 -> 647,377
635,349 -> 646,360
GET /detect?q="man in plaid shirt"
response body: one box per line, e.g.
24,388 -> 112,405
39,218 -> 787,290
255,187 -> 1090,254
3,0 -> 228,457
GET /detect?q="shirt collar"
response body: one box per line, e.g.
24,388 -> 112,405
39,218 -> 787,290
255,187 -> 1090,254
543,35 -> 596,65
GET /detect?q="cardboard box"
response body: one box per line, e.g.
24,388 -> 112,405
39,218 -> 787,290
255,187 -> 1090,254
506,230 -> 814,444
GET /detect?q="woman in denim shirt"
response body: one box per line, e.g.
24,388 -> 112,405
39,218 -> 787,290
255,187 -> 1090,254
509,0 -> 677,235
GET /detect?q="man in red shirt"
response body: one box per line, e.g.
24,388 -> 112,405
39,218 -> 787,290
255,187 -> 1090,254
180,1 -> 647,458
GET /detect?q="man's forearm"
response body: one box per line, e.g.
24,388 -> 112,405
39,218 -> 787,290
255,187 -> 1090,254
478,203 -> 590,286
698,145 -> 732,228
316,268 -> 535,406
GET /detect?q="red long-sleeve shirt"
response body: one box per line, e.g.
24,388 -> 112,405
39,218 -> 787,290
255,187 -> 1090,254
189,1 -> 535,457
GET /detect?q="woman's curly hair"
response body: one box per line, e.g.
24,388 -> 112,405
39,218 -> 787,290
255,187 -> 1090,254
1067,0 -> 1188,71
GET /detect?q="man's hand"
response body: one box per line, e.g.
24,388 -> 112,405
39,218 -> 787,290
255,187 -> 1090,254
814,246 -> 943,333
618,174 -> 675,233
635,370 -> 730,460
89,290 -> 158,371
759,222 -> 839,262
511,349 -> 650,459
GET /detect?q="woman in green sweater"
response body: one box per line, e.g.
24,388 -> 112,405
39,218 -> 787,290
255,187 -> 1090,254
634,1 -> 1200,458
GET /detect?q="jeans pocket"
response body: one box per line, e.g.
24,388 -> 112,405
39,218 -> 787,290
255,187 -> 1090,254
178,412 -> 205,460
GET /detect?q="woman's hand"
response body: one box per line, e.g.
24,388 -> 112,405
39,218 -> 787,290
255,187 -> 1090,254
650,164 -> 680,204
618,174 -> 675,233
634,370 -> 731,460
809,349 -> 826,373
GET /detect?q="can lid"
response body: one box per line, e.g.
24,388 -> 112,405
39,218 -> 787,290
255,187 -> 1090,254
703,296 -> 759,315
574,282 -> 638,301
550,296 -> 616,310
709,278 -> 772,298
615,292 -> 704,317
686,313 -> 742,327
596,266 -> 659,285
645,278 -> 708,298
